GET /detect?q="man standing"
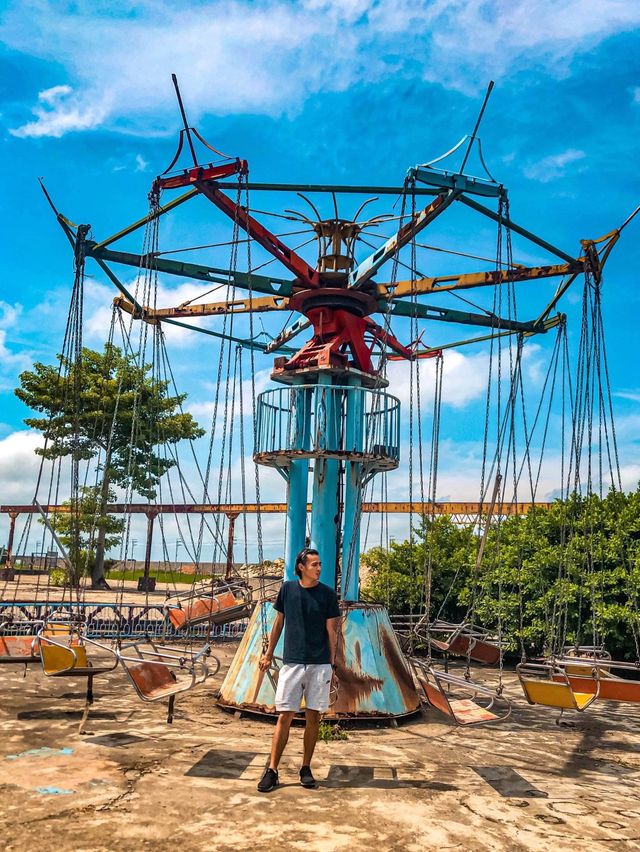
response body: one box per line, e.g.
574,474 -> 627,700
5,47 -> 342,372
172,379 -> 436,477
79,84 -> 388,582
257,547 -> 341,792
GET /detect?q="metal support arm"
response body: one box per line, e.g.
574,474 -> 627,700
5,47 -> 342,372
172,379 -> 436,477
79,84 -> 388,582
88,245 -> 294,298
196,180 -> 320,289
377,260 -> 583,298
349,190 -> 459,289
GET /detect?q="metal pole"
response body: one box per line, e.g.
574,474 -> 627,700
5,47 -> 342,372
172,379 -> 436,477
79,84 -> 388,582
225,513 -> 238,581
142,511 -> 157,584
341,380 -> 364,600
171,73 -> 198,167
284,380 -> 311,581
5,511 -> 18,567
310,376 -> 340,589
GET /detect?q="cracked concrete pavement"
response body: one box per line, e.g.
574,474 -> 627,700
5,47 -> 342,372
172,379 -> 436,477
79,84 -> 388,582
2,640 -> 640,851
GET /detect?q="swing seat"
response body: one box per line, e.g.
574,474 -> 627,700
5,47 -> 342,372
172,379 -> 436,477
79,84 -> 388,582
41,642 -> 89,675
427,621 -> 501,665
127,661 -> 179,699
554,657 -> 640,704
165,581 -> 253,630
0,634 -> 40,663
517,661 -> 598,712
410,658 -> 511,726
118,639 -> 216,704
38,627 -> 119,677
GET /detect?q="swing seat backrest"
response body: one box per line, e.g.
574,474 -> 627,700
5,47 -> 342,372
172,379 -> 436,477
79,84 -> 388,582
43,622 -> 73,637
564,672 -> 640,703
41,642 -> 88,675
412,661 -> 507,726
448,634 -> 501,665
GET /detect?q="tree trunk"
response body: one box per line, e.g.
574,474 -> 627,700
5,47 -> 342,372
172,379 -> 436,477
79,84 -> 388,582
92,463 -> 111,589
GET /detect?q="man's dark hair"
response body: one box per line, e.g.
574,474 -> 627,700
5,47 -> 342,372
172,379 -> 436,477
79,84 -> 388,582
294,547 -> 319,578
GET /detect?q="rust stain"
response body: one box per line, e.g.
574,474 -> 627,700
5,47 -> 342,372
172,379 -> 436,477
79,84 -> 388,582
332,645 -> 384,714
379,626 -> 420,711
354,640 -> 362,668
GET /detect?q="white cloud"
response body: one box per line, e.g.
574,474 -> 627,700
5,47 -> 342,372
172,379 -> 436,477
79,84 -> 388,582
0,301 -> 34,391
0,430 -> 44,504
4,1 -> 640,137
386,348 -> 492,410
523,148 -> 587,183
615,390 -> 640,403
10,84 -> 111,139
83,276 -> 235,350
186,368 -> 271,422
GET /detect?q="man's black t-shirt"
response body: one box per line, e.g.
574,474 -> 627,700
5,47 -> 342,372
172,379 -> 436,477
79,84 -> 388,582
274,580 -> 341,664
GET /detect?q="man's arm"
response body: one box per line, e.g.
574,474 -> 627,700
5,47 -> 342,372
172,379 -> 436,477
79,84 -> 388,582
326,616 -> 341,667
259,611 -> 284,671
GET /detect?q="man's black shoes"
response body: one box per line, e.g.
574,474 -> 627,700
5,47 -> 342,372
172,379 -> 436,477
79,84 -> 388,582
299,765 -> 316,788
257,768 -> 279,793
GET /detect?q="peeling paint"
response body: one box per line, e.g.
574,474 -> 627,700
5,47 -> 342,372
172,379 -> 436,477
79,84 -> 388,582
33,786 -> 75,796
6,746 -> 73,760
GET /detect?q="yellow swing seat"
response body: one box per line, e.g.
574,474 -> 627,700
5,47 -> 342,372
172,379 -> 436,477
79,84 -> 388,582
517,661 -> 599,712
554,656 -> 640,704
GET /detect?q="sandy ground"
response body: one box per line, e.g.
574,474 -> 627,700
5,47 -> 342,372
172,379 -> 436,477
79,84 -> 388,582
1,641 -> 640,851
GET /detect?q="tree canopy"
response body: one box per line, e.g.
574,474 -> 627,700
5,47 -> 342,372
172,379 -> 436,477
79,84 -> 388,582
16,342 -> 204,586
361,486 -> 640,660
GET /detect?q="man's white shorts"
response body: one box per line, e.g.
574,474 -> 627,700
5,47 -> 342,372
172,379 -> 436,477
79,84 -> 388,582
274,663 -> 333,712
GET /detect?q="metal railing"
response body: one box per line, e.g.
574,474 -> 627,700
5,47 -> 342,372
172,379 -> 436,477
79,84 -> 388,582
256,384 -> 400,470
0,601 -> 249,640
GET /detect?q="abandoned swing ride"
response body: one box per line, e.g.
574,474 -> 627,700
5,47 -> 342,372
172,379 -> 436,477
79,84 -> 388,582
2,76 -> 639,728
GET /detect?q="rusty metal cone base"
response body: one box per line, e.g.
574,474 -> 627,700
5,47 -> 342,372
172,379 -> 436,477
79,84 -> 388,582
217,601 -> 420,719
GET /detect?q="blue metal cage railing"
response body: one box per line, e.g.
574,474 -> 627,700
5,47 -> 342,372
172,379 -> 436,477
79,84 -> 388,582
255,384 -> 400,471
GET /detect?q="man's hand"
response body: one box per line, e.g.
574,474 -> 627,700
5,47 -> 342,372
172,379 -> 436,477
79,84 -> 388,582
259,653 -> 273,672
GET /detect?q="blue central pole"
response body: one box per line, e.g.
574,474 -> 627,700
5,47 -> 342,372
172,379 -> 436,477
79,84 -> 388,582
341,378 -> 364,600
284,380 -> 311,582
310,374 -> 340,589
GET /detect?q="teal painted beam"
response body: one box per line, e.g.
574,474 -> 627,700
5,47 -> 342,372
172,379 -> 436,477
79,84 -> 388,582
457,196 -> 576,264
88,245 -> 295,298
409,166 -> 504,198
341,377 -> 365,601
93,257 -> 284,353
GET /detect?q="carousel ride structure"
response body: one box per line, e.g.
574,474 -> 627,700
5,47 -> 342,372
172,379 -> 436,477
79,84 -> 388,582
35,78 -> 638,720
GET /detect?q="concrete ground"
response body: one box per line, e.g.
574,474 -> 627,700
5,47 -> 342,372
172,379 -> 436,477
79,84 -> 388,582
1,641 -> 640,852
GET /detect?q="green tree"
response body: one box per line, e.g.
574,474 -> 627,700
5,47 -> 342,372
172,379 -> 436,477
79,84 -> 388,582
16,343 -> 204,588
362,516 -> 476,620
44,485 -> 125,586
361,487 -> 640,660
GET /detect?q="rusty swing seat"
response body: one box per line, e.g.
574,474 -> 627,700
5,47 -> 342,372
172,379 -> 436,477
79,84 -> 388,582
422,620 -> 502,666
37,621 -> 119,733
117,638 -> 218,723
517,660 -> 599,716
164,579 -> 253,630
410,657 -> 511,726
0,621 -> 43,667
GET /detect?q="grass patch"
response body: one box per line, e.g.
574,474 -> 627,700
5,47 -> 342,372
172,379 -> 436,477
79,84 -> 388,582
105,570 -> 215,585
318,722 -> 348,742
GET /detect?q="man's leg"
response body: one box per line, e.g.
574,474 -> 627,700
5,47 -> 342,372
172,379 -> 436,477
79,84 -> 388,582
269,711 -> 295,770
302,709 -> 321,767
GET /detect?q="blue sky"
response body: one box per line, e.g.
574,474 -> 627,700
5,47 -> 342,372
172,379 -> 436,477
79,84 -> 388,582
1,1 -> 640,563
